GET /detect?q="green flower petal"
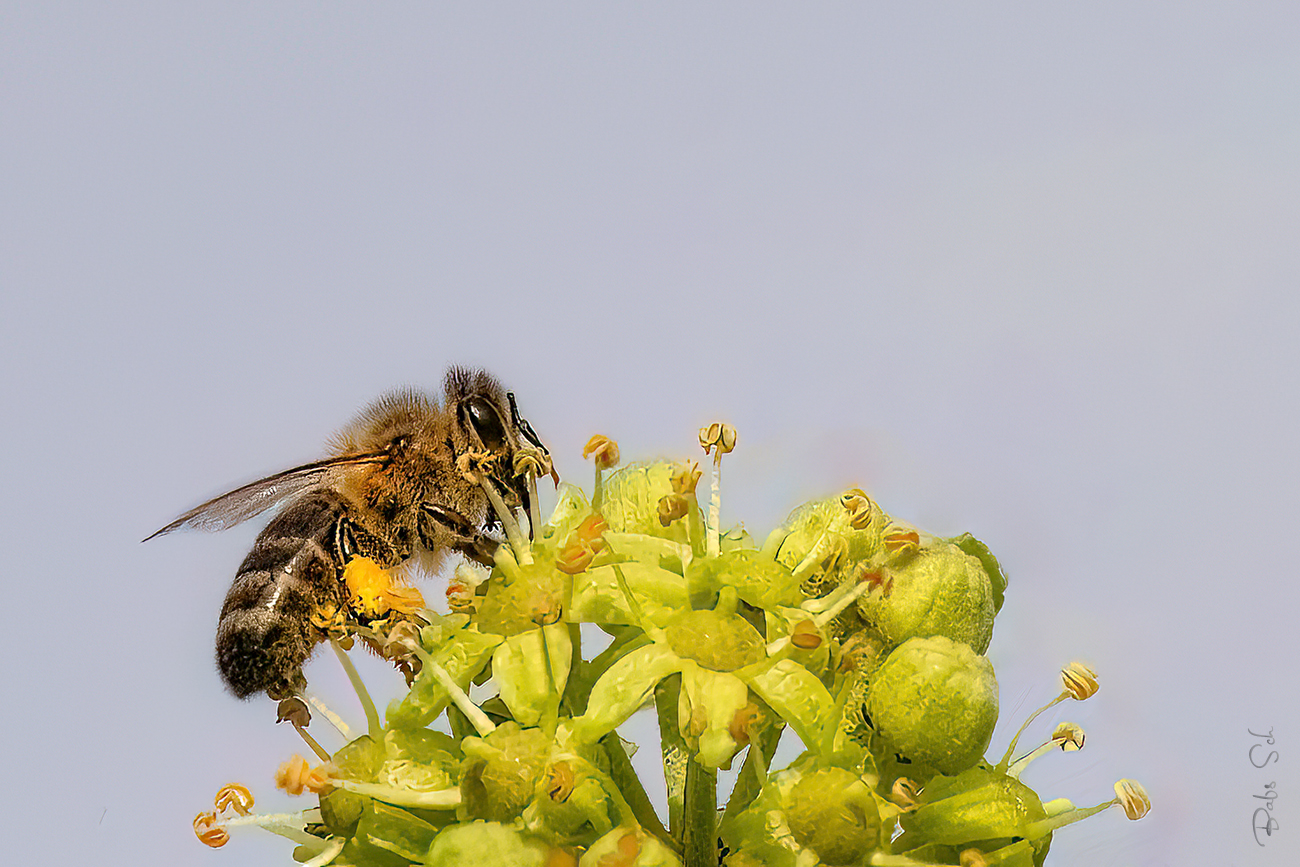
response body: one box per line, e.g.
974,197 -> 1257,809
678,662 -> 751,769
896,766 -> 1050,862
739,658 -> 836,758
385,628 -> 503,730
493,623 -> 573,726
686,549 -> 803,610
569,559 -> 689,627
572,644 -> 684,744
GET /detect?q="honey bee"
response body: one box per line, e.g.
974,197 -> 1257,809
146,368 -> 550,701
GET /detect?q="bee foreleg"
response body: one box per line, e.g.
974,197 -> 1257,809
420,503 -> 500,567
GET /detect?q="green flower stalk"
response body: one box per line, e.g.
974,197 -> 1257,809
190,421 -> 1147,866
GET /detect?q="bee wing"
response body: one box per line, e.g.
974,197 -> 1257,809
143,453 -> 386,541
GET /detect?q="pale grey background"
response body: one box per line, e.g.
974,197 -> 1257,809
3,4 -> 1295,865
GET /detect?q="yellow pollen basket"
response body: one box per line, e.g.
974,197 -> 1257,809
343,556 -> 424,618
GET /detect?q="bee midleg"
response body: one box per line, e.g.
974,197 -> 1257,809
215,490 -> 388,700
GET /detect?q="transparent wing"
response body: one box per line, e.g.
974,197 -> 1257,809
143,452 -> 386,541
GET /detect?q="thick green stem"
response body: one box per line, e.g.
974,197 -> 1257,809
722,724 -> 783,821
655,675 -> 687,837
601,734 -> 678,854
682,757 -> 718,867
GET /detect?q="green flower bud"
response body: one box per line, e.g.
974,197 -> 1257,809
424,821 -> 548,867
783,767 -> 882,865
895,766 -> 1050,865
858,541 -> 996,654
866,636 -> 998,775
578,826 -> 682,867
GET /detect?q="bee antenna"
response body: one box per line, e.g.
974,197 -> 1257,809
507,391 -> 549,456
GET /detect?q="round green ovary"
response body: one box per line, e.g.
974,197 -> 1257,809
866,636 -> 998,775
784,768 -> 881,865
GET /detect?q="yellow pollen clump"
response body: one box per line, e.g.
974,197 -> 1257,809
343,557 -> 424,618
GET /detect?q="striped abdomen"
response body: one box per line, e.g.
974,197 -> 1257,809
214,490 -> 354,699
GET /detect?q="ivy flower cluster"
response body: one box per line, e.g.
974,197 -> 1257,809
194,426 -> 1148,867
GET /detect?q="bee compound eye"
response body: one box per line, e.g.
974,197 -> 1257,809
464,396 -> 508,451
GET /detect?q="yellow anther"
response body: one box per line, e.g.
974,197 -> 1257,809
1114,778 -> 1151,820
582,434 -> 620,470
657,493 -> 689,526
840,488 -> 876,530
671,461 -> 702,495
274,754 -> 332,796
698,422 -> 737,455
513,446 -> 551,479
1053,722 -> 1086,751
574,513 -> 609,552
1061,661 -> 1099,700
556,539 -> 596,575
891,777 -> 922,809
213,782 -> 254,816
545,761 -> 576,802
883,526 -> 920,555
789,619 -> 822,649
193,812 -> 229,848
446,580 -> 477,613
